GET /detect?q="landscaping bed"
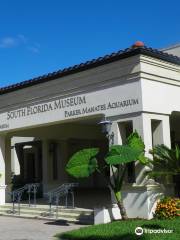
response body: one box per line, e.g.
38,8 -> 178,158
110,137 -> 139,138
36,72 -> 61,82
56,218 -> 180,240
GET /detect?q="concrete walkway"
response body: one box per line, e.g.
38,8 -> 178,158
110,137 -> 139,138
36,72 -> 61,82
0,216 -> 86,240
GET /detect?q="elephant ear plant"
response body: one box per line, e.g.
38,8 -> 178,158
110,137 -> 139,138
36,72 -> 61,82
66,131 -> 148,220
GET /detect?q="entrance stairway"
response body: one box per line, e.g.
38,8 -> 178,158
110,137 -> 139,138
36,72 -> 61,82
0,203 -> 94,224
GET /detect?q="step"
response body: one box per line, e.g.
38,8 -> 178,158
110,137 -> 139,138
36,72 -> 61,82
0,204 -> 93,215
0,209 -> 93,219
0,208 -> 93,219
0,206 -> 92,214
0,204 -> 94,224
0,212 -> 93,224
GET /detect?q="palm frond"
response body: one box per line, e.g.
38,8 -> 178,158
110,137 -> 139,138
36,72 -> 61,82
150,144 -> 180,177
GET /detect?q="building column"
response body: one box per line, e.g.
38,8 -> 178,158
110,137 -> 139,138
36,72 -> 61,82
133,113 -> 153,158
5,137 -> 12,202
59,140 -> 69,183
133,113 -> 153,185
133,113 -> 171,185
0,136 -> 6,205
42,140 -> 49,194
109,122 -> 122,204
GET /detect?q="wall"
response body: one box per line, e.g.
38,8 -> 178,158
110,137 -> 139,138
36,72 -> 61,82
94,185 -> 164,224
0,81 -> 142,133
141,80 -> 180,114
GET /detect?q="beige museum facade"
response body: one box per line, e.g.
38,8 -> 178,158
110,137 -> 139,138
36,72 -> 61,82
0,42 -> 180,221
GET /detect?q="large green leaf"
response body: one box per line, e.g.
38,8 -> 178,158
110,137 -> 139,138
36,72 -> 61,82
138,153 -> 151,165
126,130 -> 145,153
66,148 -> 99,178
105,145 -> 140,165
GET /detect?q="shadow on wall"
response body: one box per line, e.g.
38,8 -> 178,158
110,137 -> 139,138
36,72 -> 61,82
74,188 -> 111,209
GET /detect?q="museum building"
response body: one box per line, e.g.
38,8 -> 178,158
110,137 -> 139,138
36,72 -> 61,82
0,41 -> 180,221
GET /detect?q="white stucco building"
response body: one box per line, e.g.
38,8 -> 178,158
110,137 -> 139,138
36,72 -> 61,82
0,41 -> 180,221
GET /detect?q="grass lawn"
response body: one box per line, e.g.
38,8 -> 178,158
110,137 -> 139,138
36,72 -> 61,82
55,218 -> 180,240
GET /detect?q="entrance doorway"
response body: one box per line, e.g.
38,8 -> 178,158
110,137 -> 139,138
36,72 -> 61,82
25,152 -> 36,181
14,141 -> 42,184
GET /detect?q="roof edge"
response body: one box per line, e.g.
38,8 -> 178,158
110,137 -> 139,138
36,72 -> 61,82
0,45 -> 180,95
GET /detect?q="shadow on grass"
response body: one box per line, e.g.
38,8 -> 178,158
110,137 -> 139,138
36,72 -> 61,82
141,224 -> 163,229
57,233 -> 150,240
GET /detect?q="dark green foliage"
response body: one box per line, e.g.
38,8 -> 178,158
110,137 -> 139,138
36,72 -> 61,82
105,145 -> 141,165
66,148 -> 99,178
149,144 -> 180,177
138,153 -> 151,165
152,144 -> 180,175
126,130 -> 150,165
148,144 -> 180,197
126,130 -> 145,153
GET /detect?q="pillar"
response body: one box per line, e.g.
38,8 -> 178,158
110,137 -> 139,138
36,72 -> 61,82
5,137 -> 12,202
109,122 -> 122,204
133,113 -> 153,185
59,140 -> 69,183
133,113 -> 171,185
0,136 -> 6,205
133,113 -> 153,158
42,140 -> 49,194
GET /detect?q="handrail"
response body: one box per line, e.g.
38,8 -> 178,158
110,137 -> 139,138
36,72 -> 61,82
11,185 -> 28,215
46,183 -> 79,217
27,183 -> 40,207
11,183 -> 40,214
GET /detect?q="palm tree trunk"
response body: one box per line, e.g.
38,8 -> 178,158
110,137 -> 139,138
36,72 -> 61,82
114,191 -> 128,220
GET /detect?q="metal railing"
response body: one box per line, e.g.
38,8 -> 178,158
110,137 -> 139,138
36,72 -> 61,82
46,183 -> 79,218
11,185 -> 27,215
27,183 -> 40,207
10,183 -> 40,215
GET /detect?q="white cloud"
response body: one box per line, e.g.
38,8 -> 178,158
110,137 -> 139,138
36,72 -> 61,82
0,35 -> 40,54
28,42 -> 40,54
28,46 -> 40,54
17,34 -> 27,44
0,37 -> 18,48
0,34 -> 27,48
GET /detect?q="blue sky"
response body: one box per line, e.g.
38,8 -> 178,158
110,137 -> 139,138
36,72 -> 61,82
0,0 -> 179,87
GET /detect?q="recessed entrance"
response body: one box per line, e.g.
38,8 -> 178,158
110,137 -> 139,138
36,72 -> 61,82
10,115 -> 111,208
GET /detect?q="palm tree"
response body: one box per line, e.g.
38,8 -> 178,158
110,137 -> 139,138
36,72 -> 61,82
149,144 -> 180,197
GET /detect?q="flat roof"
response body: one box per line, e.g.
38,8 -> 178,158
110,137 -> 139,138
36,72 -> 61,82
0,44 -> 180,95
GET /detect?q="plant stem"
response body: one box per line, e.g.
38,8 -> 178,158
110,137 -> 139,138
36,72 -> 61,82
114,191 -> 128,220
